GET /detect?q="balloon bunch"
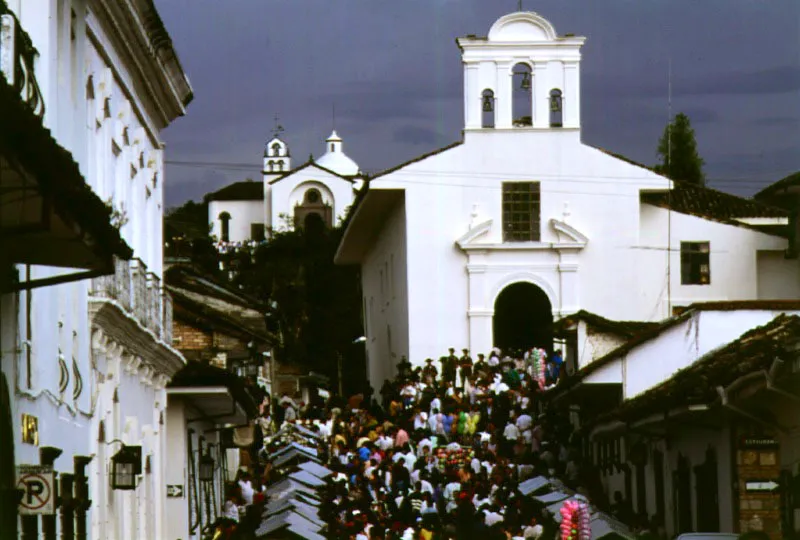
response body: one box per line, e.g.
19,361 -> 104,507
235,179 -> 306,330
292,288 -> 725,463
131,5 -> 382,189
529,348 -> 547,390
560,500 -> 591,540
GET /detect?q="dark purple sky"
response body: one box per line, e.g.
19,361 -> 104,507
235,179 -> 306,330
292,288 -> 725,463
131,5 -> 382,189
155,0 -> 800,208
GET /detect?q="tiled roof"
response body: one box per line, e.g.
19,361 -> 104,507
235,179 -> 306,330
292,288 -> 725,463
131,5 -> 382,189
574,300 -> 800,384
754,171 -> 800,199
641,181 -> 789,228
267,159 -> 356,185
206,180 -> 263,201
553,310 -> 659,339
600,314 -> 800,423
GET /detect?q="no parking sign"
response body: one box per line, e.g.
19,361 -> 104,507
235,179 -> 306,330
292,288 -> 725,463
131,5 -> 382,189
16,465 -> 55,515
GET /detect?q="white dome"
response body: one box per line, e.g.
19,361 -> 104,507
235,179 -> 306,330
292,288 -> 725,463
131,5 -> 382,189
316,130 -> 360,176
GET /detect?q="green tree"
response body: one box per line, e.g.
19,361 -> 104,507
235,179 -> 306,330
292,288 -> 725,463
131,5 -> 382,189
656,112 -> 705,185
164,198 -> 220,277
230,226 -> 365,394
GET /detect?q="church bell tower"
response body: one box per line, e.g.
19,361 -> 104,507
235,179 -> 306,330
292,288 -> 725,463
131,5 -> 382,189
456,12 -> 585,131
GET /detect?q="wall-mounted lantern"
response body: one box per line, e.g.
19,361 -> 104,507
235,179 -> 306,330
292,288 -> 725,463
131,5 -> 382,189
109,444 -> 142,490
198,453 -> 215,483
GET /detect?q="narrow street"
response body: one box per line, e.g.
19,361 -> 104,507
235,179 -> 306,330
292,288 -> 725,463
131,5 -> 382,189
2,1 -> 799,540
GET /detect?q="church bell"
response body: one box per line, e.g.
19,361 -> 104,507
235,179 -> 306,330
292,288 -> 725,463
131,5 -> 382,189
520,72 -> 531,90
550,92 -> 563,112
482,94 -> 494,112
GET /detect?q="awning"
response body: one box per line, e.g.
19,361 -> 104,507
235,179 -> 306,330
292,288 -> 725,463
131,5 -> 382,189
532,490 -> 571,505
289,470 -> 326,488
0,75 -> 131,286
168,362 -> 259,424
591,512 -> 635,540
297,461 -> 333,479
518,475 -> 551,496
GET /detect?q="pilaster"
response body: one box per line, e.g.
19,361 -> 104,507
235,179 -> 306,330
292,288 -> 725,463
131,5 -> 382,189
464,62 -> 480,130
495,60 -> 513,129
532,63 -> 549,128
564,60 -> 580,128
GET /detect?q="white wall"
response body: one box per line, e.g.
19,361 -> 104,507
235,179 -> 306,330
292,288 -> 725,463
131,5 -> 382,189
361,200 -> 410,391
757,250 -> 800,300
639,205 -> 790,313
576,322 -> 628,370
209,200 -> 264,243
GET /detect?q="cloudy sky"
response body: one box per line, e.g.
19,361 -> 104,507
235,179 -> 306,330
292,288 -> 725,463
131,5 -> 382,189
155,0 -> 800,208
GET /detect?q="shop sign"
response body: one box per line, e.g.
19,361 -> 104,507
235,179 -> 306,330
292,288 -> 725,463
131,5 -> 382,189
740,437 -> 779,449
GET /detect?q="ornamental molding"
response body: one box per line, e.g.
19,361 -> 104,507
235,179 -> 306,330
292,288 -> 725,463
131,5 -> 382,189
455,219 -> 492,250
89,302 -> 185,378
549,218 -> 588,246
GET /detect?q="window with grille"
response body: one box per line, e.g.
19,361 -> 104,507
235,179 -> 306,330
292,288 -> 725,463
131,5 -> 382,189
502,182 -> 541,242
680,242 -> 710,285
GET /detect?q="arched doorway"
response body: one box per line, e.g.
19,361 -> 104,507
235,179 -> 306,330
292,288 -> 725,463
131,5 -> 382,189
0,373 -> 17,537
493,282 -> 552,355
303,212 -> 325,237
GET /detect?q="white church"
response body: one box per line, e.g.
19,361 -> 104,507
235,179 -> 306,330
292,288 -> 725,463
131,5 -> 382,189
333,11 -> 799,390
207,128 -> 364,243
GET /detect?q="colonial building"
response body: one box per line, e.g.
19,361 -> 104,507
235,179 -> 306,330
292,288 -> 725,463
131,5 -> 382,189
0,0 -> 191,538
552,301 -> 800,539
334,11 -> 799,392
208,128 -> 364,244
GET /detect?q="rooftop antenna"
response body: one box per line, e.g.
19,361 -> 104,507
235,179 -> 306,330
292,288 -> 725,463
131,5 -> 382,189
332,103 -> 336,131
518,0 -> 523,11
272,113 -> 284,138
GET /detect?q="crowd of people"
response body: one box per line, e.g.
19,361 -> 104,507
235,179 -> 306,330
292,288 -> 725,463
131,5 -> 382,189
212,346 -> 669,540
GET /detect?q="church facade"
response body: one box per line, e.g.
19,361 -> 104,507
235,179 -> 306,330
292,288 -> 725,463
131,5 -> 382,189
334,12 -> 798,390
208,130 -> 363,244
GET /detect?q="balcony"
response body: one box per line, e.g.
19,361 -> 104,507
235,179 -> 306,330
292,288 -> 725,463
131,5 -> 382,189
90,257 -> 172,344
1,6 -> 45,117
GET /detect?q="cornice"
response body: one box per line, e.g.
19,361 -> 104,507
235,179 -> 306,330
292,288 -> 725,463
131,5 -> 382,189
89,300 -> 185,378
87,0 -> 191,130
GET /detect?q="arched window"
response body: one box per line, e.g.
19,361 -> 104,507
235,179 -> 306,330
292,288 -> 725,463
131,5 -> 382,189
305,188 -> 321,205
276,161 -> 284,172
481,89 -> 495,128
330,143 -> 335,152
549,89 -> 563,128
218,212 -> 231,243
268,160 -> 275,172
271,142 -> 281,157
512,63 -> 532,127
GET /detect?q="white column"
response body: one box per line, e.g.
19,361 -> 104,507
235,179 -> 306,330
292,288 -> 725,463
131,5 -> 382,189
495,61 -> 512,129
532,63 -> 549,128
564,61 -> 580,128
557,250 -> 581,316
464,62 -> 480,129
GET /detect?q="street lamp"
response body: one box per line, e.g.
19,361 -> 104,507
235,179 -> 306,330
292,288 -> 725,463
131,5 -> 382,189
198,453 -> 215,483
353,336 -> 366,344
110,444 -> 141,491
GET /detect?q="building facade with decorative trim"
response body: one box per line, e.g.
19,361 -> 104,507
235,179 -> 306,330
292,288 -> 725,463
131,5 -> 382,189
0,0 -> 191,538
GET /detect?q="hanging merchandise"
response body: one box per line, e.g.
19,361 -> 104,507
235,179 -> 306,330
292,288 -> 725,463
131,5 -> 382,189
560,500 -> 592,540
528,348 -> 548,390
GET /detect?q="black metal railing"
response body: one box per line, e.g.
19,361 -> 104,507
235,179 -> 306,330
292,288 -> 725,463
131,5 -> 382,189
0,2 -> 45,117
